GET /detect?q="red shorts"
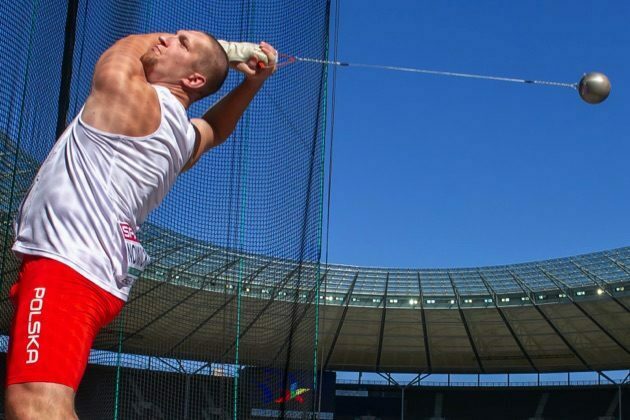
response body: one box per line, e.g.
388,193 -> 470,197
6,256 -> 125,391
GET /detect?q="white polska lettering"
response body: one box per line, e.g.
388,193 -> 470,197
26,287 -> 46,364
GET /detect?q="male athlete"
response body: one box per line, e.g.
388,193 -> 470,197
4,31 -> 276,419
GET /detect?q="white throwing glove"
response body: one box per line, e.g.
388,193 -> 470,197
218,40 -> 272,65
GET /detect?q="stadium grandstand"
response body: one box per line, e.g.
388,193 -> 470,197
1,0 -> 629,419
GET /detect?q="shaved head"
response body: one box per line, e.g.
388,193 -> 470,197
192,32 -> 229,99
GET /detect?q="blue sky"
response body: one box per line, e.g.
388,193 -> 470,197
322,0 -> 630,268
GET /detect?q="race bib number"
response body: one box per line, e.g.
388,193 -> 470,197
120,222 -> 150,284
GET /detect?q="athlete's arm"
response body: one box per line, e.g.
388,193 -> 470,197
82,33 -> 171,136
92,33 -> 169,91
183,42 -> 277,171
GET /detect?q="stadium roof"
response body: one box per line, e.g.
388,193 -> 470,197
102,223 -> 627,374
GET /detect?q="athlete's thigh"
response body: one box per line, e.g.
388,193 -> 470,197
5,381 -> 76,420
6,256 -> 124,391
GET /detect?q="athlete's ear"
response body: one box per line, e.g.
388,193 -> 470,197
182,72 -> 206,90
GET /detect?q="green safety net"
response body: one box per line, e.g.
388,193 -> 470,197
0,0 -> 330,418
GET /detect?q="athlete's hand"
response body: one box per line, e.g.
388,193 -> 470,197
233,42 -> 277,82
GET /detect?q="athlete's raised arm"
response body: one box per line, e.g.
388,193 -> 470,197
92,33 -> 169,91
185,41 -> 277,170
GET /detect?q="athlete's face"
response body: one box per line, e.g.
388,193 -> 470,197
141,30 -> 210,87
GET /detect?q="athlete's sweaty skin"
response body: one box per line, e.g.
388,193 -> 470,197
5,31 -> 276,420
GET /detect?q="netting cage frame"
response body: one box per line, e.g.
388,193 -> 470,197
0,0 -> 333,418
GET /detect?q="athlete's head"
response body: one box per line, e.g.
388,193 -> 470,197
141,30 -> 229,101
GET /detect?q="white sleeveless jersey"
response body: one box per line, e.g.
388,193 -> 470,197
13,85 -> 196,301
